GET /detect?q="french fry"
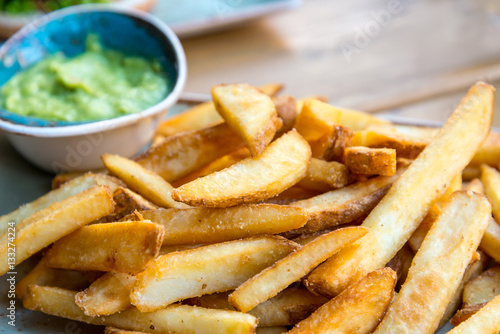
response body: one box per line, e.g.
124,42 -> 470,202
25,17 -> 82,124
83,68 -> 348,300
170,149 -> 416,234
337,107 -> 390,130
156,83 -> 283,137
185,288 -> 328,327
0,173 -> 122,234
172,130 -> 311,207
469,131 -> 500,167
102,154 -> 188,209
130,236 -> 299,312
297,158 -> 350,192
373,191 -> 491,334
450,303 -> 486,327
212,83 -> 282,156
75,272 -> 136,316
105,328 -> 146,334
273,95 -> 297,136
172,148 -> 250,187
96,187 -> 157,223
304,83 -> 494,297
351,127 -> 428,159
289,165 -> 406,235
44,220 -> 164,274
344,146 -> 397,176
229,227 -> 368,312
16,257 -> 89,300
480,217 -> 500,262
24,285 -> 258,334
287,268 -> 396,334
319,125 -> 354,162
51,171 -> 91,189
447,294 -> 500,334
264,186 -> 322,205
463,265 -> 500,307
0,185 -> 114,276
130,204 -> 308,246
136,123 -> 245,182
480,164 -> 500,223
438,250 -> 489,329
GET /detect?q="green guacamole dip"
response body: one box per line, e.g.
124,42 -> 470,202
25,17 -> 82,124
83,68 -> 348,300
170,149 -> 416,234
0,35 -> 170,122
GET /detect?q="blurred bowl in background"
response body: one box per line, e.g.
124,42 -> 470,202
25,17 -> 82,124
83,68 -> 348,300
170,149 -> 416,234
0,4 -> 186,173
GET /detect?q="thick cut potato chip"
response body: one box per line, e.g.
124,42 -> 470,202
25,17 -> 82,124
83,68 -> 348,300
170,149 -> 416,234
287,268 -> 396,334
212,83 -> 282,156
229,227 -> 368,312
298,158 -> 350,192
44,220 -> 164,274
0,185 -> 114,276
131,236 -> 299,312
102,154 -> 188,209
289,166 -> 406,235
0,173 -> 122,235
136,123 -> 245,182
24,285 -> 258,334
447,294 -> 500,334
304,83 -> 494,297
344,146 -> 397,176
76,272 -> 136,316
172,130 -> 311,207
373,191 -> 491,334
131,204 -> 308,245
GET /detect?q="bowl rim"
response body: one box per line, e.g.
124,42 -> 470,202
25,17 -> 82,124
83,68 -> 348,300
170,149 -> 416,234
0,4 -> 187,138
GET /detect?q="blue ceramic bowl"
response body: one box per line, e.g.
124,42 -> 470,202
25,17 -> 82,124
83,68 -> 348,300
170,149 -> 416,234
0,5 -> 186,172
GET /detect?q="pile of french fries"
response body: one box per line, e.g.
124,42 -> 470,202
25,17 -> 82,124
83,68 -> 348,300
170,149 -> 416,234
2,81 -> 500,334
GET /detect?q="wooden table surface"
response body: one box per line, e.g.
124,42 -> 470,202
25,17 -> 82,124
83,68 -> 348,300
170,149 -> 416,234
173,0 -> 500,126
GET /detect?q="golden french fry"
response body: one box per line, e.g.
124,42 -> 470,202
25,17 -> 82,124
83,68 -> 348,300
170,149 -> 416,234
0,173 -> 122,235
131,204 -> 308,245
480,164 -> 500,223
438,250 -> 489,329
447,294 -> 500,334
24,285 -> 258,334
287,268 -> 396,334
305,83 -> 494,297
290,166 -> 406,235
463,265 -> 500,307
156,84 -> 283,137
0,185 -> 114,276
172,148 -> 250,187
130,236 -> 299,312
229,227 -> 368,312
469,131 -> 500,167
480,218 -> 500,262
351,127 -> 428,159
137,123 -> 245,182
16,258 -> 89,300
264,186 -> 322,205
185,288 -> 328,327
212,83 -> 282,156
337,107 -> 390,130
373,191 -> 491,334
96,187 -> 157,223
102,154 -> 188,209
105,328 -> 146,334
51,171 -> 91,189
297,158 -> 350,192
273,95 -> 297,136
44,220 -> 164,274
76,272 -> 136,316
344,146 -> 397,176
172,130 -> 311,207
